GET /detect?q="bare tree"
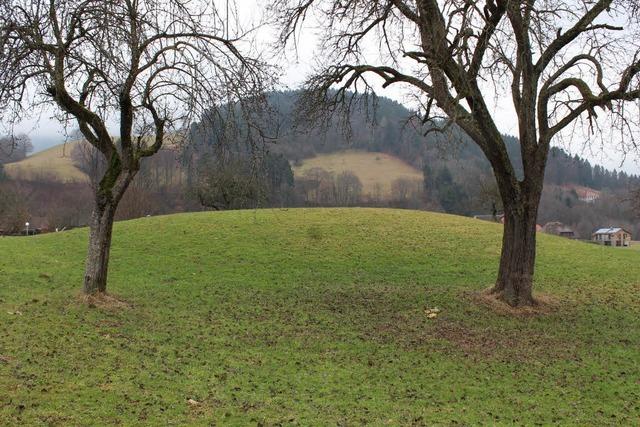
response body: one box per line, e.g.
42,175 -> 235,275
73,137 -> 186,217
632,187 -> 640,218
1,0 -> 270,294
273,0 -> 640,306
370,182 -> 384,204
335,170 -> 363,205
0,181 -> 29,234
300,167 -> 334,204
71,140 -> 106,187
0,134 -> 32,163
390,177 -> 424,208
195,155 -> 261,210
390,178 -> 413,203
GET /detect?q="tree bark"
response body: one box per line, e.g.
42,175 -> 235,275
83,200 -> 117,294
490,194 -> 540,306
83,171 -> 135,295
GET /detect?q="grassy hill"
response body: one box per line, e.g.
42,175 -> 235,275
1,208 -> 639,425
293,150 -> 423,196
4,141 -> 86,182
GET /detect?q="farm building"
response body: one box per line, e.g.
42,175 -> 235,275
542,222 -> 575,238
576,187 -> 600,202
562,185 -> 601,202
574,186 -> 601,202
592,227 -> 632,247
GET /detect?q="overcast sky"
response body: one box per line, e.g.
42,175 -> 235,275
7,0 -> 640,175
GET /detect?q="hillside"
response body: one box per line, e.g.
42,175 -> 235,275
3,133 -> 183,183
7,91 -> 639,192
1,208 -> 639,425
292,150 -> 423,196
4,140 -> 86,182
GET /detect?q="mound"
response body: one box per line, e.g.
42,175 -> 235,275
1,208 -> 639,424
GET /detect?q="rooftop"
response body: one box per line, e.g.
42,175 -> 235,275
594,227 -> 624,235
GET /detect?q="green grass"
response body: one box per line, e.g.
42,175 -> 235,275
1,208 -> 639,425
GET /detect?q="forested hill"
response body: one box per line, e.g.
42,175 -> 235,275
263,90 -> 638,191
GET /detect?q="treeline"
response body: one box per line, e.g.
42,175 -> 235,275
296,167 -> 428,209
186,90 -> 639,238
1,90 -> 638,239
545,149 -> 638,190
0,134 -> 32,182
0,138 -> 197,234
0,135 -> 34,233
0,134 -> 32,164
264,90 -> 639,191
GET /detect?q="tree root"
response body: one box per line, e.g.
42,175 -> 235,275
77,292 -> 132,310
470,288 -> 559,316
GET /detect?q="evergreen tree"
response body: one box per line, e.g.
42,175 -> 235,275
434,167 -> 467,215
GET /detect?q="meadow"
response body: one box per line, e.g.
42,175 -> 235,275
4,141 -> 86,183
1,208 -> 639,425
292,151 -> 423,196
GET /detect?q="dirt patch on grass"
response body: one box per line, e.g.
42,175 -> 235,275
469,289 -> 561,317
367,311 -> 432,347
432,320 -> 576,361
77,293 -> 133,310
228,285 -> 579,362
433,321 -> 500,358
423,292 -> 582,361
366,310 -> 576,361
317,287 -> 579,361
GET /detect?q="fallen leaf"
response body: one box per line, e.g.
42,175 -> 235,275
424,307 -> 443,318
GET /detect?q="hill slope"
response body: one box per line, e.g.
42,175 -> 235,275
292,150 -> 423,196
4,140 -> 86,182
1,208 -> 639,424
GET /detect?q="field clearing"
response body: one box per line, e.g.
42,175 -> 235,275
4,141 -> 86,182
293,150 -> 423,196
5,135 -> 184,183
1,208 -> 639,425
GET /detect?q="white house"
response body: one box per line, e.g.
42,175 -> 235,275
592,228 -> 632,247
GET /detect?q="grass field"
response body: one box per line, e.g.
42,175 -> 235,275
4,141 -> 86,182
1,208 -> 639,425
293,150 -> 423,196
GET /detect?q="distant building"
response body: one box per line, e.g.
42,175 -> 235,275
576,187 -> 601,203
564,185 -> 601,203
542,222 -> 575,238
592,227 -> 632,247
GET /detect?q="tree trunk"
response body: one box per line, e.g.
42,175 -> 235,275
490,197 -> 540,307
83,200 -> 117,294
83,170 -> 135,295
